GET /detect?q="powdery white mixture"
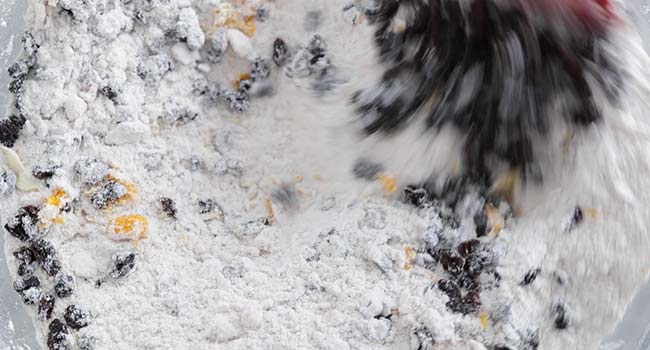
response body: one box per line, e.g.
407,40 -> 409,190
2,0 -> 650,350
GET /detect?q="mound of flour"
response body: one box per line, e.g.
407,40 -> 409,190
2,0 -> 650,350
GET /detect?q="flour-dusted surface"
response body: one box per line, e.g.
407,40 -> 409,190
2,0 -> 650,350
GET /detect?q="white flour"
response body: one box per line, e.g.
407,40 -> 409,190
2,0 -> 650,350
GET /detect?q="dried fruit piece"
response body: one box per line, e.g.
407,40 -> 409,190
31,239 -> 62,276
206,28 -> 229,64
108,251 -> 137,279
21,286 -> 43,305
404,186 -> 429,207
47,319 -> 69,350
137,53 -> 175,83
457,239 -> 481,257
112,214 -> 148,241
564,205 -> 592,231
403,247 -> 415,270
90,181 -> 128,209
64,305 -> 90,329
352,158 -> 383,181
17,263 -> 35,276
250,57 -> 271,82
437,279 -> 461,300
5,205 -> 40,242
0,115 -> 26,147
55,274 -> 75,298
212,4 -> 257,37
38,293 -> 55,320
13,276 -> 40,292
272,38 -> 289,67
32,164 -> 57,180
13,246 -> 35,264
45,189 -> 68,207
256,4 -> 269,22
233,73 -> 252,89
159,197 -> 177,218
376,173 -> 397,193
552,298 -> 572,330
438,249 -> 465,276
414,327 -> 435,350
521,268 -> 541,286
0,170 -> 17,195
74,159 -> 109,185
270,183 -> 299,211
474,211 -> 488,237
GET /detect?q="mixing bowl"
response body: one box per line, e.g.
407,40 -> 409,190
0,0 -> 649,349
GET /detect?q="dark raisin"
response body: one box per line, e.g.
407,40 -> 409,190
272,38 -> 289,67
30,239 -> 62,276
7,59 -> 30,80
552,299 -> 572,330
198,199 -> 223,215
521,268 -> 541,286
457,239 -> 481,257
54,274 -> 75,298
250,57 -> 271,81
445,297 -> 463,313
192,76 -> 208,95
437,279 -> 461,300
352,158 -> 383,181
22,32 -> 40,57
463,253 -> 485,277
32,165 -> 56,180
460,291 -> 481,315
159,197 -> 177,218
90,181 -> 127,209
109,251 -> 137,279
0,170 -> 16,195
566,206 -> 584,231
17,263 -> 35,276
74,159 -> 109,185
9,77 -> 25,94
64,305 -> 90,329
13,246 -> 35,264
61,202 -> 73,213
457,273 -> 480,291
256,4 -> 269,22
38,293 -> 55,320
521,329 -> 540,350
308,35 -> 327,56
474,212 -> 488,237
404,186 -> 429,207
0,115 -> 27,147
414,327 -> 435,350
4,205 -> 40,242
270,183 -> 299,211
13,276 -> 40,292
21,287 -> 43,305
438,249 -> 464,276
99,85 -> 119,101
207,83 -> 222,103
222,90 -> 249,112
47,319 -> 69,350
206,30 -> 228,64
